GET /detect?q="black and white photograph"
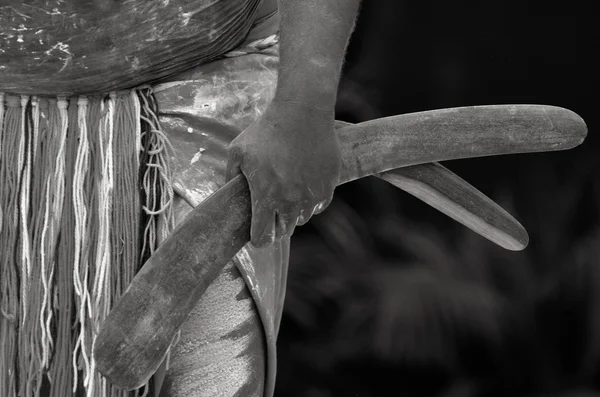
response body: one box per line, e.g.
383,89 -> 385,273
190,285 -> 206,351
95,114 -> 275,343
0,0 -> 594,396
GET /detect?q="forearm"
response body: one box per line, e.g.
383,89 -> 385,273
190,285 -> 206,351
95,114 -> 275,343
274,0 -> 362,110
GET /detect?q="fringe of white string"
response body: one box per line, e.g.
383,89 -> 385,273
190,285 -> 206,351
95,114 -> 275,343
0,89 -> 174,397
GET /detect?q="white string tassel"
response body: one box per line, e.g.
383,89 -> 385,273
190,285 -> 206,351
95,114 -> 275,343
131,90 -> 142,168
0,92 -> 5,231
40,107 -> 57,375
72,96 -> 93,394
92,94 -> 115,322
49,100 -> 68,370
33,97 -> 53,372
88,95 -> 114,397
0,91 -> 5,131
31,96 -> 40,161
19,95 -> 32,328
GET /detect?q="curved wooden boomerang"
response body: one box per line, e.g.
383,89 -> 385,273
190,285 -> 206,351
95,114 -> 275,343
333,119 -> 529,251
94,104 -> 587,390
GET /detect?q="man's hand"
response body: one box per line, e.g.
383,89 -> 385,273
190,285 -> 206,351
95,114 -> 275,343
226,0 -> 360,248
226,99 -> 341,248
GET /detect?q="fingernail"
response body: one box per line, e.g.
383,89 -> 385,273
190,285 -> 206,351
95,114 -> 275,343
314,201 -> 326,213
297,214 -> 305,224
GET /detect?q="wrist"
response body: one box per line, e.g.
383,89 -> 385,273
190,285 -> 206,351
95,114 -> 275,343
274,63 -> 339,111
269,96 -> 335,121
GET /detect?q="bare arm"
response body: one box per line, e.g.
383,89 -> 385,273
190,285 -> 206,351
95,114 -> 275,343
275,0 -> 362,108
227,0 -> 362,247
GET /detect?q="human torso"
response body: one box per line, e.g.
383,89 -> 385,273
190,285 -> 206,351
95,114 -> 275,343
0,0 -> 276,95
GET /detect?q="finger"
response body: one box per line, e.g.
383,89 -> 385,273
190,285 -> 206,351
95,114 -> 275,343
296,205 -> 315,226
296,196 -> 330,227
225,146 -> 243,182
313,195 -> 333,215
251,206 -> 276,248
275,208 -> 298,240
296,210 -> 307,226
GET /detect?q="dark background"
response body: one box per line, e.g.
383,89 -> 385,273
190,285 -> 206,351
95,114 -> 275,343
276,1 -> 597,396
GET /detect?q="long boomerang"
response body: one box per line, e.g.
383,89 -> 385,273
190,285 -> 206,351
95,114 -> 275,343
94,104 -> 587,389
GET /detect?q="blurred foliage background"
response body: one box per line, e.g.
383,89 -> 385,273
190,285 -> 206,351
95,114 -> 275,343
275,1 -> 597,396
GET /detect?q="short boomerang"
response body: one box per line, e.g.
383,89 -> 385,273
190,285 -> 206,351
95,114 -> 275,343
94,104 -> 587,389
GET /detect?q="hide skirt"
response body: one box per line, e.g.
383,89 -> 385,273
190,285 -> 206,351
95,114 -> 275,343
153,38 -> 285,397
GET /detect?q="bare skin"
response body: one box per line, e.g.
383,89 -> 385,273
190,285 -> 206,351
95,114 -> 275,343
227,0 -> 363,247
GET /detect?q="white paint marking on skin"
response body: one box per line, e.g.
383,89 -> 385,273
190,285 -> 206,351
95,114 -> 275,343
44,41 -> 73,72
181,12 -> 192,25
18,3 -> 58,16
309,57 -> 328,69
190,148 -> 205,165
174,179 -> 219,206
314,201 -> 325,213
1,6 -> 31,20
153,80 -> 198,92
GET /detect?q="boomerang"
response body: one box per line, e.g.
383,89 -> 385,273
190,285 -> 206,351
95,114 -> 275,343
94,104 -> 587,390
